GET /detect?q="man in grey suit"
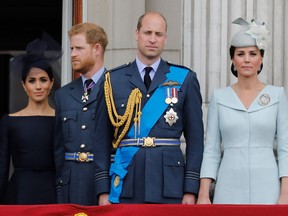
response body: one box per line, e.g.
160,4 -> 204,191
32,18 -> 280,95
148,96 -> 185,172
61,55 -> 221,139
54,22 -> 112,206
105,12 -> 204,204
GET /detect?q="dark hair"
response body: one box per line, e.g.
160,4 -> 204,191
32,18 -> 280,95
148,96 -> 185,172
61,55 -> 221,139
11,38 -> 62,83
22,63 -> 54,82
229,46 -> 265,77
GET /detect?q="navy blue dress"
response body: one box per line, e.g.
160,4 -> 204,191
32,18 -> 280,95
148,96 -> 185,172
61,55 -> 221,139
0,114 -> 56,204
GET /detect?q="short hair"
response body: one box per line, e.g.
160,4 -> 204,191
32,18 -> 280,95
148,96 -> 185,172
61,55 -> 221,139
68,22 -> 108,52
136,12 -> 167,32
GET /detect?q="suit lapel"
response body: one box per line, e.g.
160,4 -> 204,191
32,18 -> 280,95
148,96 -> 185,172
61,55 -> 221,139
70,78 -> 84,104
148,60 -> 169,93
69,75 -> 104,106
127,59 -> 170,93
127,61 -> 147,92
84,75 -> 104,106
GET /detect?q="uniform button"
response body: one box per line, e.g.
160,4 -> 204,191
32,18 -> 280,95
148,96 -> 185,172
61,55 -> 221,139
81,125 -> 87,130
83,107 -> 88,112
147,94 -> 150,98
177,161 -> 181,165
63,117 -> 67,121
121,103 -> 125,108
80,144 -> 85,149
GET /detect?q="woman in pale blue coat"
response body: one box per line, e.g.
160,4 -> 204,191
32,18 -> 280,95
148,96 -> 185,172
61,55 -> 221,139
197,18 -> 288,204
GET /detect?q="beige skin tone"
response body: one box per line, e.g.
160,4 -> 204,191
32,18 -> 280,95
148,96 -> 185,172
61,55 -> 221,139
70,33 -> 103,79
135,12 -> 196,204
135,13 -> 167,66
70,33 -> 110,206
10,68 -> 54,117
197,46 -> 288,204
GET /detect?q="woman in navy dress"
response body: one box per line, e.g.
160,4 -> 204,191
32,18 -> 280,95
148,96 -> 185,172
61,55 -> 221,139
0,38 -> 61,204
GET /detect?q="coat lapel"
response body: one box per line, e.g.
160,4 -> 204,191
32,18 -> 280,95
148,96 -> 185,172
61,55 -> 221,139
70,78 -> 84,104
248,85 -> 278,112
127,61 -> 147,93
148,59 -> 169,93
69,75 -> 104,106
127,59 -> 170,93
217,85 -> 278,112
84,75 -> 104,106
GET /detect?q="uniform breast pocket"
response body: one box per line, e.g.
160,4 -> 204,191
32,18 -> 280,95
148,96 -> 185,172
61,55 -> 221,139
157,106 -> 183,131
114,97 -> 129,116
60,111 -> 78,142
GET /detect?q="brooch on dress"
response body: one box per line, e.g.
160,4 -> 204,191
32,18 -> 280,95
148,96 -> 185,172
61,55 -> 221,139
258,93 -> 270,106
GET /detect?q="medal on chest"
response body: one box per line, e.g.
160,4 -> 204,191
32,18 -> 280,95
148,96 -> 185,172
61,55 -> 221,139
164,86 -> 179,105
162,80 -> 180,126
164,108 -> 179,126
81,92 -> 89,103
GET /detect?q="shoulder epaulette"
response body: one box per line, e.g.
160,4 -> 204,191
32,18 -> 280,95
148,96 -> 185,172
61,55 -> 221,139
106,62 -> 131,74
165,60 -> 191,71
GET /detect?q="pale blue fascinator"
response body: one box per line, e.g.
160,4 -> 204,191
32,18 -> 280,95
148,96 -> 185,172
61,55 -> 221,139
230,17 -> 270,50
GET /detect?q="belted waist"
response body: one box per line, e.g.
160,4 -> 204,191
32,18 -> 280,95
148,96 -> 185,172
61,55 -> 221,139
65,152 -> 93,162
119,137 -> 181,147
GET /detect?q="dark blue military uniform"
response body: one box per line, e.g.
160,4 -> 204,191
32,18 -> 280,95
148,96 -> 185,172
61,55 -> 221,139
54,75 -> 112,205
107,59 -> 204,203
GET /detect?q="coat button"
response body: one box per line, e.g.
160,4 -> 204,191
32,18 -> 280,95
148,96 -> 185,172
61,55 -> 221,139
63,117 -> 67,121
83,107 -> 88,112
147,94 -> 150,98
81,125 -> 87,130
80,144 -> 85,149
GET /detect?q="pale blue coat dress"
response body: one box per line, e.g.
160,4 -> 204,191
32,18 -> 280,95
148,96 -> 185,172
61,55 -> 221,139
200,85 -> 288,204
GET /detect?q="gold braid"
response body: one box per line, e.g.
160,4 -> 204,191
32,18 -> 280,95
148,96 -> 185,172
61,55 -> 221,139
104,72 -> 142,148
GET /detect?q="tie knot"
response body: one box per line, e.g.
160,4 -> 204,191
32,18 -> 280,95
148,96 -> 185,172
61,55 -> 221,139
84,79 -> 95,93
85,79 -> 93,88
145,67 -> 153,74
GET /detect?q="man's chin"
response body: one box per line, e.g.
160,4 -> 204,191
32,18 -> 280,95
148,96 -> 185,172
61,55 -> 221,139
146,54 -> 160,60
73,68 -> 82,74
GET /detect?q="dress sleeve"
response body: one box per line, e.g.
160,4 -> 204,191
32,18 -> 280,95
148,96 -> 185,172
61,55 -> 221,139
200,90 -> 222,180
276,87 -> 288,177
0,114 -> 10,202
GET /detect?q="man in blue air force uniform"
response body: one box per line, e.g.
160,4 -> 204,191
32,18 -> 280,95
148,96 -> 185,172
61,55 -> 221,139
105,12 -> 204,204
54,23 -> 112,206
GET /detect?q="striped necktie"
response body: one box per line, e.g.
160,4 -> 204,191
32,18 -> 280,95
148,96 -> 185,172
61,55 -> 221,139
81,79 -> 95,103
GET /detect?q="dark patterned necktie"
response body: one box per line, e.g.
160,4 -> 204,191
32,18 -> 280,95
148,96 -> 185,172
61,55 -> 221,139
84,79 -> 95,95
144,67 -> 152,89
82,79 -> 95,103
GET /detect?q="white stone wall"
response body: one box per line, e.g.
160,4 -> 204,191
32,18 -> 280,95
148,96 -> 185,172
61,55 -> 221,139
62,0 -> 288,140
86,0 -> 182,69
81,0 -> 288,104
